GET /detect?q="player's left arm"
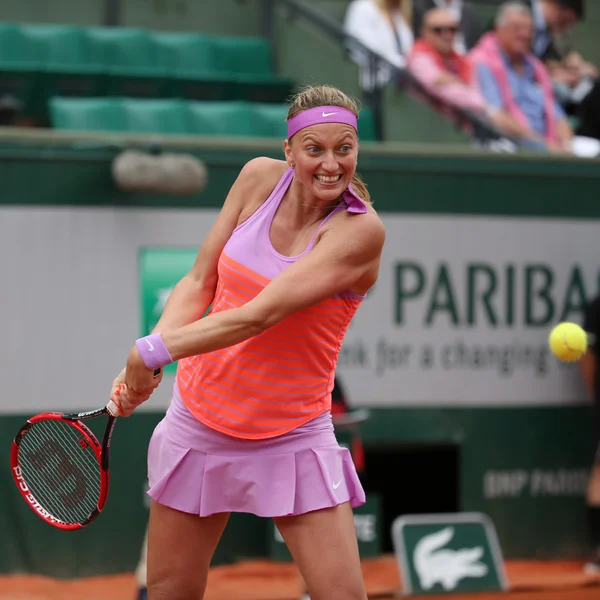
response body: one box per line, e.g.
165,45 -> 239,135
160,213 -> 385,361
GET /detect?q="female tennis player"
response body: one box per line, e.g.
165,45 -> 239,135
111,84 -> 385,600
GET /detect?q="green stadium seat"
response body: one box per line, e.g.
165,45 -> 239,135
153,33 -> 293,103
85,27 -> 165,98
49,95 -> 376,141
20,24 -> 92,70
229,73 -> 295,104
153,32 -> 217,76
49,97 -> 125,132
186,101 -> 259,137
122,98 -> 187,135
0,23 -> 297,122
213,36 -> 294,103
357,108 -> 376,141
19,24 -> 104,124
0,23 -> 39,67
252,103 -> 289,138
214,37 -> 274,76
358,108 -> 377,142
0,23 -> 40,119
153,32 -> 230,101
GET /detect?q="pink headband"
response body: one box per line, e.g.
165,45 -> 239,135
287,105 -> 365,214
287,106 -> 358,140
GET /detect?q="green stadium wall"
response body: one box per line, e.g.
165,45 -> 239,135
1,132 -> 599,576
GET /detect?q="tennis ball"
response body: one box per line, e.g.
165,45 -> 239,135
548,322 -> 588,362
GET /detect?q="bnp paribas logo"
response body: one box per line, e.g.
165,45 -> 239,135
392,513 -> 508,596
139,247 -> 198,374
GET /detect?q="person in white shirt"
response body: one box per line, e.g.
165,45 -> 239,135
344,0 -> 414,90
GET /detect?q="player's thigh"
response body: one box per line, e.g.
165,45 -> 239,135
273,502 -> 366,600
147,501 -> 229,600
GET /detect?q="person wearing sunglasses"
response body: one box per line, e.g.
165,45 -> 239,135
413,0 -> 482,55
407,8 -> 487,117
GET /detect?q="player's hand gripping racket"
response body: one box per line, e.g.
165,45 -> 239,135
10,369 -> 160,530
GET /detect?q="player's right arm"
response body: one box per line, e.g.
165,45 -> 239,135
111,157 -> 283,397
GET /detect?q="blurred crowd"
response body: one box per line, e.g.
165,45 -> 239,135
344,0 -> 600,156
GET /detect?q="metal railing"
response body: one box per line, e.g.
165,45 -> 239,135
261,0 -> 514,145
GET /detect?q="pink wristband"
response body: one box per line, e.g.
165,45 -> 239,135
135,333 -> 173,371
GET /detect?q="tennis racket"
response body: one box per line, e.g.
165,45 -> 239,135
10,369 -> 160,530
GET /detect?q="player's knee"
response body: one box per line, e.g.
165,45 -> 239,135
148,576 -> 206,600
311,589 -> 366,600
309,577 -> 367,600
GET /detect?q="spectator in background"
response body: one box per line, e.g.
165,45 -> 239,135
469,2 -> 573,153
521,0 -> 600,141
574,69 -> 600,143
408,8 -> 487,118
413,0 -> 483,54
526,0 -> 582,61
344,0 -> 414,90
580,295 -> 600,573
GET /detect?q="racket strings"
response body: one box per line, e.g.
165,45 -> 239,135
18,420 -> 102,524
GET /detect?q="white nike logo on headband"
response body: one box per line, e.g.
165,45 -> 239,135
322,111 -> 337,117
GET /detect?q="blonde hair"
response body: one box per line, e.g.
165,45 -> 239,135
374,0 -> 413,28
286,84 -> 371,205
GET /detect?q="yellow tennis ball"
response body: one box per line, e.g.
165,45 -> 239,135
548,322 -> 588,362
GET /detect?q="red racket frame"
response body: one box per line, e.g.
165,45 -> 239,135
10,412 -> 109,531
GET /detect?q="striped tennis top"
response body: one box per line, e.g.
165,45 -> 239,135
175,167 -> 365,439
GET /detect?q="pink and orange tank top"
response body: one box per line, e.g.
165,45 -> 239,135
176,167 -> 365,439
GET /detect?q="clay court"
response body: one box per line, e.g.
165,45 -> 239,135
1,557 -> 599,600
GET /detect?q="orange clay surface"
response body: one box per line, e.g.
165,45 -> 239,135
1,556 -> 599,599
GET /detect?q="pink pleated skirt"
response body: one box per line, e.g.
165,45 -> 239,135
146,383 -> 366,517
